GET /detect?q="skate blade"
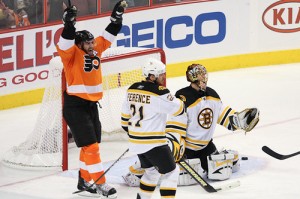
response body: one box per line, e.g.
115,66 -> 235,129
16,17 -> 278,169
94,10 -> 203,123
77,191 -> 101,198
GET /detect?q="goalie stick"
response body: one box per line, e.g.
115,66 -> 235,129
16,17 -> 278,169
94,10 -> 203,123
178,159 -> 240,193
262,146 -> 300,160
73,148 -> 129,194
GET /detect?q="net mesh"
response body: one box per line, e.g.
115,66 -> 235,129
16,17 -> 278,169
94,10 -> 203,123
1,47 -> 164,169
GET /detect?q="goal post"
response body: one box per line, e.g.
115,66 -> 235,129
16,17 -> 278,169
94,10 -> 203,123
1,47 -> 166,171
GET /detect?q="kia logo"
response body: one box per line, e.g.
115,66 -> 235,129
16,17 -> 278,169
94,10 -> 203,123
262,0 -> 300,33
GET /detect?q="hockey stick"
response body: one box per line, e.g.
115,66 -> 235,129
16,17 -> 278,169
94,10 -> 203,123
262,146 -> 300,160
73,148 -> 129,194
68,0 -> 71,6
178,159 -> 240,193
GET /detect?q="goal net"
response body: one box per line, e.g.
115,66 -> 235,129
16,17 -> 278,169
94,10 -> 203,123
1,47 -> 166,171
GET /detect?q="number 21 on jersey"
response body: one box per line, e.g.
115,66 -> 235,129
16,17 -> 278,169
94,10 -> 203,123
129,104 -> 144,127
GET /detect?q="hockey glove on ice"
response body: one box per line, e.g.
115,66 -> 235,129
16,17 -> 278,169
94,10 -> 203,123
229,108 -> 260,133
110,0 -> 127,24
63,5 -> 77,27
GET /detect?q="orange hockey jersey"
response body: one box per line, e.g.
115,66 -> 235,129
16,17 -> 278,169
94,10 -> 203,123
56,34 -> 113,101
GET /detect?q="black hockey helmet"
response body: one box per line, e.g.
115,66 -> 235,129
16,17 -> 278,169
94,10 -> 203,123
75,30 -> 94,45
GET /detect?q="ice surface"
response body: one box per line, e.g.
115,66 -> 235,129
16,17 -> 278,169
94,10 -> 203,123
0,63 -> 300,198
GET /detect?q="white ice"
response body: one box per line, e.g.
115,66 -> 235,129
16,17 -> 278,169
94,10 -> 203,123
0,63 -> 300,199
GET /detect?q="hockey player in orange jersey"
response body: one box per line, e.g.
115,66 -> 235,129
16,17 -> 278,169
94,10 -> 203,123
56,1 -> 127,198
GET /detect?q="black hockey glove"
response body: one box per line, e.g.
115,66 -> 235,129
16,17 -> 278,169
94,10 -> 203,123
63,5 -> 77,27
110,0 -> 128,24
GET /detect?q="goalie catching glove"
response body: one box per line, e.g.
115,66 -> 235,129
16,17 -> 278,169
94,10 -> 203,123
229,108 -> 260,133
62,5 -> 77,27
110,0 -> 128,24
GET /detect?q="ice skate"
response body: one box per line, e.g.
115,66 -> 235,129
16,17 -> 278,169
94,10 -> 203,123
77,171 -> 98,197
96,183 -> 117,198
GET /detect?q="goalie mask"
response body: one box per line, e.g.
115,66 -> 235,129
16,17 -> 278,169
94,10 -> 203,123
186,64 -> 208,92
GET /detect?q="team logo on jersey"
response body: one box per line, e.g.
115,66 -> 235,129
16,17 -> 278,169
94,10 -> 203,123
83,55 -> 100,72
198,108 -> 213,129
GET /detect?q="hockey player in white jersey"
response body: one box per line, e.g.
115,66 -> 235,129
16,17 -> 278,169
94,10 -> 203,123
121,58 -> 185,199
123,63 -> 260,187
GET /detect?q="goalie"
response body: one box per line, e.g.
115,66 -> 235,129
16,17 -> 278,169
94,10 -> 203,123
123,63 -> 260,186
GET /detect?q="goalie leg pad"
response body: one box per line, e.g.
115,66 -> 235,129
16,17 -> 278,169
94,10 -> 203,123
207,154 -> 234,181
178,158 -> 206,186
219,149 -> 240,173
228,150 -> 240,173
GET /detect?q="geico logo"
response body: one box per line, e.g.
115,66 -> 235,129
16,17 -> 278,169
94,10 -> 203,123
117,12 -> 226,48
263,0 -> 300,33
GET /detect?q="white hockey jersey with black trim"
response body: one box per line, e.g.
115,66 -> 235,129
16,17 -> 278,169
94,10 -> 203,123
168,86 -> 236,151
121,81 -> 185,154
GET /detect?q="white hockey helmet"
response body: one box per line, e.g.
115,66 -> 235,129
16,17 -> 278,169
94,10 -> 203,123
142,58 -> 166,78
